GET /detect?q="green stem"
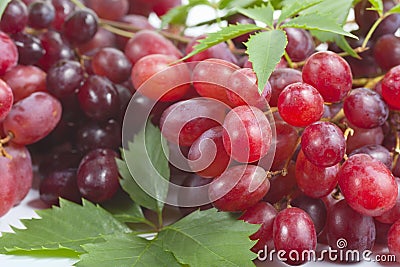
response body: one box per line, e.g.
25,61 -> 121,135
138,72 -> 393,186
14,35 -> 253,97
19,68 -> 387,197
362,14 -> 388,48
283,51 -> 294,68
70,0 -> 86,9
157,211 -> 163,230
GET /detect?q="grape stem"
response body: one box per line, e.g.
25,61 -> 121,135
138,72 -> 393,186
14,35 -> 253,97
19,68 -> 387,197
331,186 -> 343,200
266,169 -> 288,179
0,132 -> 14,159
69,0 -> 86,9
361,14 -> 389,49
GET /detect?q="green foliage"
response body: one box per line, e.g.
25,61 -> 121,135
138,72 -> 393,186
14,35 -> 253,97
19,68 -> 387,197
218,0 -> 264,9
0,199 -> 130,256
161,0 -> 209,27
277,0 -> 323,24
245,30 -> 287,94
388,3 -> 400,14
368,0 -> 383,15
0,0 -> 11,19
238,4 -> 275,27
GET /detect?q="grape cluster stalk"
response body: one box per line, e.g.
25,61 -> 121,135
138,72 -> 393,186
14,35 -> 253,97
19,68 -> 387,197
0,0 -> 400,265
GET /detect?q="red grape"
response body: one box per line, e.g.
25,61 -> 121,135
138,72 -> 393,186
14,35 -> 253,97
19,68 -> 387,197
92,47 -> 132,83
0,31 -> 18,75
0,0 -> 28,34
268,68 -> 302,107
11,32 -> 44,65
0,79 -> 13,121
264,161 -> 297,204
381,65 -> 400,110
375,178 -> 400,224
86,0 -> 129,20
349,144 -> 392,170
373,34 -> 400,71
271,120 -> 298,170
346,124 -> 384,153
63,9 -> 98,44
284,28 -> 315,62
51,0 -> 75,31
388,220 -> 400,262
28,0 -> 55,29
77,28 -> 117,55
152,0 -> 181,17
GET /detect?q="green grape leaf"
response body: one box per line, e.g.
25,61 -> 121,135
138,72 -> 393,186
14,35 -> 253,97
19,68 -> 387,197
219,0 -> 264,9
387,3 -> 400,14
277,0 -> 323,24
101,192 -> 149,224
245,30 -> 287,94
368,0 -> 383,15
181,24 -> 263,61
119,122 -> 170,216
300,0 -> 354,23
0,0 -> 10,19
237,4 -> 274,27
158,209 -> 259,267
281,14 -> 357,38
76,234 -> 181,267
161,0 -> 209,28
0,199 -> 131,256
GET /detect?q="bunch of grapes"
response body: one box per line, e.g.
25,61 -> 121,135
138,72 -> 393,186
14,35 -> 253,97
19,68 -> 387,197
0,0 -> 400,265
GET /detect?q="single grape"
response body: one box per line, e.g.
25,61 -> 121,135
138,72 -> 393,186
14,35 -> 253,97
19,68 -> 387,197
0,150 -> 18,216
11,32 -> 44,65
301,121 -> 346,167
338,154 -> 397,216
388,220 -> 400,262
92,47 -> 132,83
278,82 -> 324,127
85,0 -> 128,20
268,68 -> 302,107
295,150 -> 339,198
284,28 -> 315,62
63,9 -> 98,44
209,165 -> 269,212
125,30 -> 182,65
160,98 -> 226,146
39,168 -> 81,206
381,65 -> 400,110
271,120 -> 298,170
375,178 -> 400,224
226,68 -> 271,109
188,126 -> 230,178
343,88 -> 389,129
192,58 -> 239,106
373,34 -> 400,71
0,0 -> 28,34
223,105 -> 272,163
302,51 -> 352,103
346,124 -> 384,153
239,202 -> 277,253
51,0 -> 75,31
291,194 -> 327,235
0,31 -> 18,75
349,144 -> 392,170
326,199 -> 376,259
28,0 -> 55,29
77,75 -> 120,121
47,60 -> 84,99
3,92 -> 62,145
131,54 -> 191,102
273,207 -> 317,266
77,149 -> 120,203
0,79 -> 14,121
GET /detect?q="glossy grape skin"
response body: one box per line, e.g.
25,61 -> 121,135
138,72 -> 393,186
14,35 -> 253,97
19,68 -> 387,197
273,207 -> 317,266
77,27 -> 116,55
268,68 -> 302,107
187,126 -> 230,178
38,30 -> 76,71
28,0 -> 55,29
39,168 -> 81,206
0,79 -> 14,121
192,58 -> 239,106
125,30 -> 182,65
0,151 -> 18,216
76,119 -> 121,153
295,150 -> 339,199
226,68 -> 271,109
131,54 -> 191,102
152,0 -> 181,17
46,60 -> 84,98
375,178 -> 400,224
208,165 -> 269,212
77,150 -> 120,203
291,194 -> 327,235
302,51 -> 352,103
373,35 -> 400,71
388,220 -> 400,262
271,121 -> 298,170
51,0 -> 75,31
278,82 -> 324,127
0,31 -> 18,75
115,14 -> 153,50
223,105 -> 272,163
284,28 -> 315,62
77,75 -> 120,121
326,200 -> 376,257
344,88 -> 389,129
239,202 -> 277,253
349,144 -> 392,170
264,162 -> 297,204
92,48 -> 132,83
86,0 -> 128,20
338,154 -> 397,217
11,32 -> 44,65
3,92 -> 62,145
301,121 -> 345,167
0,0 -> 28,34
63,9 -> 98,44
381,65 -> 400,110
160,98 -> 225,146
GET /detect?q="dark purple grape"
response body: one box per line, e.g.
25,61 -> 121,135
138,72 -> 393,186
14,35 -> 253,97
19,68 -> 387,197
12,32 -> 45,65
63,9 -> 98,44
28,0 -> 55,29
284,28 -> 315,62
373,34 -> 400,71
39,149 -> 82,177
349,144 -> 392,170
0,0 -> 28,34
92,47 -> 132,83
51,0 -> 75,31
